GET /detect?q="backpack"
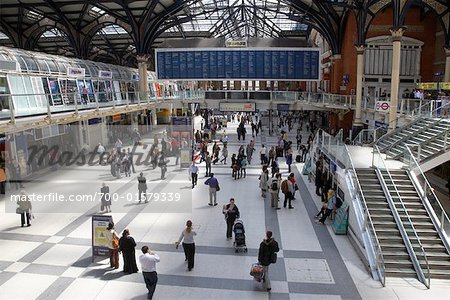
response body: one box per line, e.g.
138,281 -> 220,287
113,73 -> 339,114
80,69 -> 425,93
281,180 -> 289,193
271,180 -> 278,191
335,197 -> 343,208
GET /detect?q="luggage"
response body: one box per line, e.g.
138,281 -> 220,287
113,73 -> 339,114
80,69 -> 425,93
250,263 -> 265,282
296,155 -> 301,163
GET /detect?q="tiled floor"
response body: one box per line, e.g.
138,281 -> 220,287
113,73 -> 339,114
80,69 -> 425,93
0,120 -> 449,299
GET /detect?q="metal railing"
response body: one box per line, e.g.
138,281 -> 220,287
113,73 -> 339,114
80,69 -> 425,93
403,144 -> 450,246
344,144 -> 387,286
0,90 -> 205,122
373,145 -> 430,288
313,128 -> 387,285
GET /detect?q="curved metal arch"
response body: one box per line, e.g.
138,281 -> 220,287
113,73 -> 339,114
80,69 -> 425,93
399,0 -> 450,45
287,0 -> 341,54
81,22 -> 135,58
142,1 -> 188,53
24,24 -> 70,50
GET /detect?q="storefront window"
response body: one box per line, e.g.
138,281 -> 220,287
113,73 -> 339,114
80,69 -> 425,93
60,79 -> 78,105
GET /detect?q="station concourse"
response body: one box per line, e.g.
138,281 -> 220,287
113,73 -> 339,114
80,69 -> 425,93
1,1 -> 450,300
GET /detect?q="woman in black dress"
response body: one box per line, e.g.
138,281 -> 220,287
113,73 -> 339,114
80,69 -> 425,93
118,229 -> 138,274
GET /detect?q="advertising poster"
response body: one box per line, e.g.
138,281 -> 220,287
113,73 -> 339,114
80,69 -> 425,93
180,149 -> 191,168
92,215 -> 113,259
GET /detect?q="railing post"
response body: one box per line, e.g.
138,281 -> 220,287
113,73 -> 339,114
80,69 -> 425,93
444,131 -> 448,149
441,211 -> 445,230
417,145 -> 421,162
8,95 -> 16,124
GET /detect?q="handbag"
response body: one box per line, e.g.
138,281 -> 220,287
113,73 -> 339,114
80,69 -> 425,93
270,252 -> 277,264
216,185 -> 220,192
16,207 -> 22,214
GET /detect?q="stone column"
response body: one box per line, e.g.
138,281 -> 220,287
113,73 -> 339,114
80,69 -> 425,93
330,54 -> 342,94
444,47 -> 450,83
354,46 -> 365,126
389,27 -> 405,131
137,55 -> 149,101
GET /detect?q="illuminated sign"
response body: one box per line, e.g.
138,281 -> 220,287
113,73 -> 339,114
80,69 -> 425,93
417,83 -> 437,89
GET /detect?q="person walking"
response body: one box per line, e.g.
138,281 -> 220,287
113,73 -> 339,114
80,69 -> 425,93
269,173 -> 282,209
286,149 -> 293,173
175,220 -> 197,271
246,142 -> 255,165
16,190 -> 32,227
137,172 -> 148,203
260,144 -> 268,165
281,173 -> 295,209
220,144 -> 228,164
205,152 -> 212,177
119,229 -> 139,274
259,167 -> 269,198
222,198 -> 240,240
204,173 -> 219,206
127,149 -> 136,173
139,246 -> 160,299
258,231 -> 280,292
158,153 -> 167,180
106,222 -> 120,269
189,161 -> 199,189
240,155 -> 247,178
100,183 -> 111,212
317,190 -> 336,225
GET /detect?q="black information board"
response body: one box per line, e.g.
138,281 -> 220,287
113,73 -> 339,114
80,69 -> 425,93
156,48 -> 320,81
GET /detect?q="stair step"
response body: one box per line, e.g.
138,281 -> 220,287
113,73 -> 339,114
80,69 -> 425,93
385,268 -> 417,278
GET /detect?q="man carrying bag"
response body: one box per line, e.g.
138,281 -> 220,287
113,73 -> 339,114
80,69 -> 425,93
258,231 -> 279,292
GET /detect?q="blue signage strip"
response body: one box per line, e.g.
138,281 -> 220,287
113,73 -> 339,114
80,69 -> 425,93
155,48 -> 321,81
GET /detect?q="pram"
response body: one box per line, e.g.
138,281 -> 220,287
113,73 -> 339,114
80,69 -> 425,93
233,219 -> 247,253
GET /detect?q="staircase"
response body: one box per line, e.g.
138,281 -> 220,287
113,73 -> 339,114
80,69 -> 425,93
377,118 -> 450,163
356,168 -> 417,278
380,169 -> 450,279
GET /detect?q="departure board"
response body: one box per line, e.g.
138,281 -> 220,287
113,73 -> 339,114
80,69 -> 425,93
155,48 -> 320,81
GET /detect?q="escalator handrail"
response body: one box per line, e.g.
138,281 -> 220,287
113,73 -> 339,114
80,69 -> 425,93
344,144 -> 386,286
373,145 -> 431,288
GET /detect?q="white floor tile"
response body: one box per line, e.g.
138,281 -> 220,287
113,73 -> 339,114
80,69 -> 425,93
0,273 -> 57,299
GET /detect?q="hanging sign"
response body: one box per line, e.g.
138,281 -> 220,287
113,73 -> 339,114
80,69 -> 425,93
67,67 -> 85,78
375,101 -> 390,112
225,40 -> 247,48
132,74 -> 140,81
99,70 -> 113,79
219,102 -> 256,112
92,215 -> 113,259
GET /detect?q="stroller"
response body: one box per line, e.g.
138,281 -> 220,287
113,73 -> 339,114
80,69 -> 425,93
233,219 -> 248,253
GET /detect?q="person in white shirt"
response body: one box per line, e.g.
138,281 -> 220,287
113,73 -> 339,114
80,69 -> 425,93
175,220 -> 197,271
269,173 -> 282,209
260,144 -> 268,165
139,245 -> 160,300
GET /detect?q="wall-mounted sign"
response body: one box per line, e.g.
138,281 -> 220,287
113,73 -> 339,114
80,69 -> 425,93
417,82 -> 437,90
440,82 -> 450,90
374,120 -> 388,129
112,114 -> 122,122
225,40 -> 247,48
99,70 -> 113,79
277,104 -> 289,111
375,101 -> 390,112
67,67 -> 85,78
132,74 -> 140,81
219,102 -> 256,112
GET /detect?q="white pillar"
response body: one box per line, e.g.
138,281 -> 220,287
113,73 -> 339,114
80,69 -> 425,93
137,55 -> 149,101
355,45 -> 365,126
389,27 -> 405,132
445,47 -> 450,83
151,109 -> 157,126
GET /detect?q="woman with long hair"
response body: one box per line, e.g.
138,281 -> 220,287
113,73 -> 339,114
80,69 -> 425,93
106,222 -> 120,269
175,220 -> 197,271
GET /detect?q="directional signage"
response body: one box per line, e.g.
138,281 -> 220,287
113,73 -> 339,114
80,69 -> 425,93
219,102 -> 256,112
155,48 -> 321,81
375,101 -> 390,112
